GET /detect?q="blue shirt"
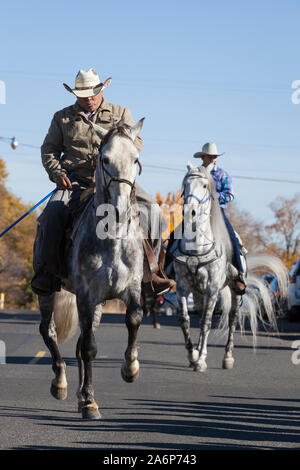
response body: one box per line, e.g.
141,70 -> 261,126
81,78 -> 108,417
210,166 -> 234,208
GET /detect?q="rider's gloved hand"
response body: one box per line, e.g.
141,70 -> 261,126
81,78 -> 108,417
56,174 -> 72,190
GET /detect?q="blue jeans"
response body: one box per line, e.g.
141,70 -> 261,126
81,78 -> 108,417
221,208 -> 244,274
34,181 -> 87,275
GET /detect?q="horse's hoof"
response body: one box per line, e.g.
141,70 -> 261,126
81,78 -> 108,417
222,357 -> 235,369
153,322 -> 161,329
81,402 -> 101,420
121,360 -> 140,383
50,383 -> 67,400
189,360 -> 198,368
188,350 -> 199,367
193,361 -> 207,372
121,368 -> 140,383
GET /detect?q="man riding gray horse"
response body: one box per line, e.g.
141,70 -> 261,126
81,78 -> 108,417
31,68 -> 175,297
193,142 -> 246,293
165,142 -> 246,294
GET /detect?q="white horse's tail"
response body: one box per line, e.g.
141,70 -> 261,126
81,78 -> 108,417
246,254 -> 288,300
218,254 -> 288,344
53,289 -> 78,344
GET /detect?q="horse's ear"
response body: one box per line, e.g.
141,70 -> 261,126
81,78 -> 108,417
92,123 -> 109,139
187,161 -> 194,170
130,117 -> 145,141
102,77 -> 112,89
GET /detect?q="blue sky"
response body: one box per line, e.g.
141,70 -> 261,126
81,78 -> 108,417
0,0 -> 299,223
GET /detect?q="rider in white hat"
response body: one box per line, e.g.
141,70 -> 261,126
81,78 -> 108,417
31,68 -> 175,297
63,68 -> 108,98
194,143 -> 246,293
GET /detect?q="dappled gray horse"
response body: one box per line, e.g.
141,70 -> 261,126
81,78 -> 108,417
168,162 -> 288,372
34,119 -> 145,419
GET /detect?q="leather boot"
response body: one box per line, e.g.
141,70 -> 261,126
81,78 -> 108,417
233,273 -> 246,295
31,267 -> 61,296
142,236 -> 176,297
151,272 -> 176,296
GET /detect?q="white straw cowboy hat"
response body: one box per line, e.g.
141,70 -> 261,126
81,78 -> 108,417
63,68 -> 112,98
193,142 -> 225,158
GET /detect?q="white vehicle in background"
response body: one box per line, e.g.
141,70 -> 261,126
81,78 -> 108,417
287,258 -> 300,321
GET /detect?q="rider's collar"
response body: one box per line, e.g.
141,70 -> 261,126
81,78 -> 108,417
210,165 -> 219,173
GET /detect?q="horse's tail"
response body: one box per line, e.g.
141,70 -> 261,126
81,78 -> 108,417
246,254 -> 288,300
218,254 -> 288,344
243,254 -> 288,334
53,289 -> 78,344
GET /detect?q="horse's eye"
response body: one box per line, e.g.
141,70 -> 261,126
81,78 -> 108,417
103,157 -> 109,164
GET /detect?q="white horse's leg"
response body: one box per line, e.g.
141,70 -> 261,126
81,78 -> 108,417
39,294 -> 68,400
177,287 -> 198,367
194,291 -> 218,372
76,304 -> 102,412
75,334 -> 85,412
76,302 -> 102,412
222,292 -> 241,369
76,290 -> 101,420
192,289 -> 204,360
121,294 -> 143,383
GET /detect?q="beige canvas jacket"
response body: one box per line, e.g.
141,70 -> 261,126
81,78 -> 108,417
41,97 -> 143,186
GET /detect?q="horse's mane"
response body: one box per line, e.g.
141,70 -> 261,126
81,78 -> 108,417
100,124 -> 133,148
98,124 -> 142,175
183,165 -> 232,259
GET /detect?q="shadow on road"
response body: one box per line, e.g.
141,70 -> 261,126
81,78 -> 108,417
1,395 -> 300,450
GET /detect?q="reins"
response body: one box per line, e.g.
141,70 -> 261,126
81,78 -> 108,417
101,158 -> 136,205
0,172 -> 73,239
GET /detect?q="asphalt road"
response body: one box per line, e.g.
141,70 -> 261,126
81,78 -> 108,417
0,308 -> 300,453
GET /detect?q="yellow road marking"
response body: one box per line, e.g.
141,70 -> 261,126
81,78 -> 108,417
28,351 -> 108,364
29,351 -> 46,364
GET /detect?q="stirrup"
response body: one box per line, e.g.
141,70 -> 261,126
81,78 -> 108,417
143,275 -> 176,297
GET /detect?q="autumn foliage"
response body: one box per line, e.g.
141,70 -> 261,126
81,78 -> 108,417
157,190 -> 300,271
156,190 -> 183,242
266,194 -> 300,269
0,158 -> 38,308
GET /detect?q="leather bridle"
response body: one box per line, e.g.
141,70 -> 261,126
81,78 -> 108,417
183,173 -> 210,206
99,134 -> 142,205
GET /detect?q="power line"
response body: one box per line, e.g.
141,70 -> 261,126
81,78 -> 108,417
231,175 -> 300,185
1,137 -> 299,185
0,69 -> 290,93
0,137 -> 39,149
143,164 -> 300,185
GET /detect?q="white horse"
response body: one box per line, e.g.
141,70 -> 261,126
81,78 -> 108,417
168,162 -> 288,372
35,119 -> 145,419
